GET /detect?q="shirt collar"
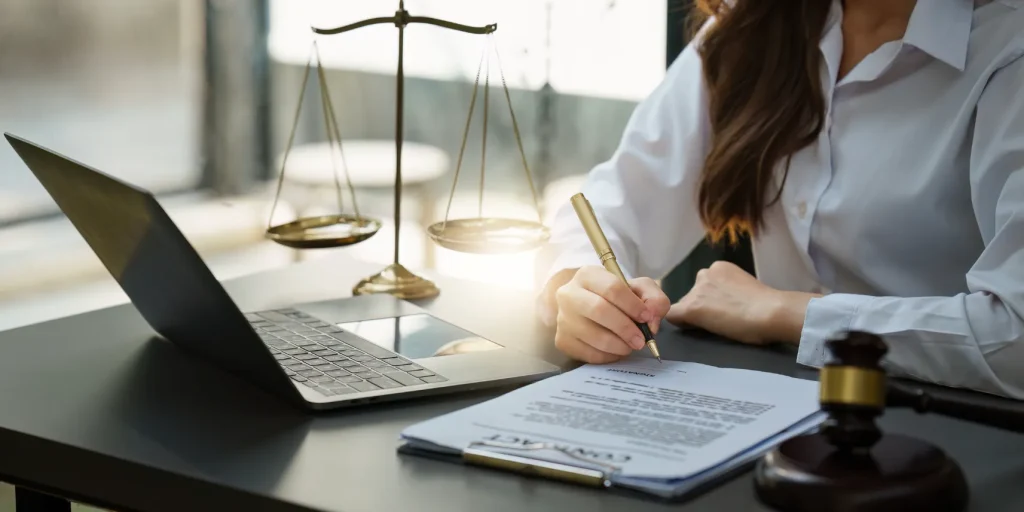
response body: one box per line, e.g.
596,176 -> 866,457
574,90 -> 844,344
902,0 -> 975,71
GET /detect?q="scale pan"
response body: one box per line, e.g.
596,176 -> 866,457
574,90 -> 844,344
427,217 -> 550,254
267,214 -> 382,249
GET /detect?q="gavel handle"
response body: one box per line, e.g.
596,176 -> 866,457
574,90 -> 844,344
887,381 -> 1024,434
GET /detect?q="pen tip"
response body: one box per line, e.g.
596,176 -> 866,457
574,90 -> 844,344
646,340 -> 661,362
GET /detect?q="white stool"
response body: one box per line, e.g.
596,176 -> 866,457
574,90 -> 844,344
278,139 -> 450,267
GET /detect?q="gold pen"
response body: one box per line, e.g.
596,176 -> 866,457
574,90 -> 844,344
570,193 -> 662,362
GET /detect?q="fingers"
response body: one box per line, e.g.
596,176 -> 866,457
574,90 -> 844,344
554,325 -> 628,364
575,266 -> 650,324
666,296 -> 711,335
570,316 -> 635,356
665,296 -> 697,327
552,267 -> 672,364
629,277 -> 671,334
576,291 -> 647,349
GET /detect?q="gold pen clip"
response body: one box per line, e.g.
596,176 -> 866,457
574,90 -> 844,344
569,193 -> 624,279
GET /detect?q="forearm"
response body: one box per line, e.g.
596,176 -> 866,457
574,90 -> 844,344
796,292 -> 1024,399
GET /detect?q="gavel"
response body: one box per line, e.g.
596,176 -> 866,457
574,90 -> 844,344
754,331 -> 1024,512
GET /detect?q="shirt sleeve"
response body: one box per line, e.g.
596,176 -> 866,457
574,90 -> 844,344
536,27 -> 713,286
796,51 -> 1024,399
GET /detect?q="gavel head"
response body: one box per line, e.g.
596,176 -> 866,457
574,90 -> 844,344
819,331 -> 888,454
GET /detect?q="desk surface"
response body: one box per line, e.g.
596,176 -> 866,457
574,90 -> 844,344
1,255 -> 1023,512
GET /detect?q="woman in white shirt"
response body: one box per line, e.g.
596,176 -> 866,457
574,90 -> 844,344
538,0 -> 1024,399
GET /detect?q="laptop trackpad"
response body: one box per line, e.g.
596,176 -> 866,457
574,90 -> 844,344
337,314 -> 501,360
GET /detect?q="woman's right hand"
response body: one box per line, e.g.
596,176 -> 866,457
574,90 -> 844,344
550,266 -> 671,363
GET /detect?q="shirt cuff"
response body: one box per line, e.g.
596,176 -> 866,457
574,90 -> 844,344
796,293 -> 873,368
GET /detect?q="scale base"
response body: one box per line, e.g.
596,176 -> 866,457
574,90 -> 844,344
353,263 -> 440,300
754,433 -> 968,512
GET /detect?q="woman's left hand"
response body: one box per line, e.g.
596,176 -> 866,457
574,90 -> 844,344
665,261 -> 818,345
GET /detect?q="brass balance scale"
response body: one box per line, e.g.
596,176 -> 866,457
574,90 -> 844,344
266,1 -> 549,300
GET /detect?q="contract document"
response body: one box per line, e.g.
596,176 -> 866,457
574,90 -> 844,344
399,358 -> 825,499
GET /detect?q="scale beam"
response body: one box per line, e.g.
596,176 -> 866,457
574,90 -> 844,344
311,17 -> 396,35
314,15 -> 496,36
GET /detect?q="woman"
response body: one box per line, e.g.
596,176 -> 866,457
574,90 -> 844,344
538,0 -> 1024,399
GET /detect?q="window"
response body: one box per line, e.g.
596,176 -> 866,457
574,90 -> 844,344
0,0 -> 204,224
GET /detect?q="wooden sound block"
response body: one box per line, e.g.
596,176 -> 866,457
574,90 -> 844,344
753,433 -> 968,512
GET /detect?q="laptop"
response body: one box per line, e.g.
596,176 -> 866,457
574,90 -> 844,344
5,133 -> 560,410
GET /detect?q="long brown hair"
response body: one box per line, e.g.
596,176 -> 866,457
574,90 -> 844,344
690,1 -> 832,244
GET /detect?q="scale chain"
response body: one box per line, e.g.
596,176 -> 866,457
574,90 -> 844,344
316,55 -> 347,217
439,33 -> 545,231
315,41 -> 362,220
267,50 -> 313,230
440,46 -> 486,231
267,41 -> 364,233
479,43 -> 491,219
493,36 -> 543,223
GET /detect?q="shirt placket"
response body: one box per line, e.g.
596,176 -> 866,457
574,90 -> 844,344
790,20 -> 844,291
789,100 -> 835,291
807,41 -> 909,294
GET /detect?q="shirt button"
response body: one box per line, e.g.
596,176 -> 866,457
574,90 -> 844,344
797,202 -> 808,218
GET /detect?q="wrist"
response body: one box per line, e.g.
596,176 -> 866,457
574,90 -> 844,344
766,291 -> 818,345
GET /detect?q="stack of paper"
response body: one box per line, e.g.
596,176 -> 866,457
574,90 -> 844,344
399,358 -> 825,499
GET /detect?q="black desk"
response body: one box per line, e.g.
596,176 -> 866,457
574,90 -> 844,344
1,255 -> 1023,512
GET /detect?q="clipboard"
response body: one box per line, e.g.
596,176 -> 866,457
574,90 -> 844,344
395,360 -> 828,501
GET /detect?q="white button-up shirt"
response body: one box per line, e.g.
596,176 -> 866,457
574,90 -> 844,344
543,0 -> 1024,398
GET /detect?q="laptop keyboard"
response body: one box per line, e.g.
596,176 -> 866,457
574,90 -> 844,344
245,308 -> 448,397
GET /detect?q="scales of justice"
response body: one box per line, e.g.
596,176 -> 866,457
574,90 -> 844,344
266,1 -> 549,300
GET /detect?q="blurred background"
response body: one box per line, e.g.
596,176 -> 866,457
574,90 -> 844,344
0,0 -> 678,334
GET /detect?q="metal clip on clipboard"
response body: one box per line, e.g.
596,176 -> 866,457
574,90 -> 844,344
461,440 -> 619,488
